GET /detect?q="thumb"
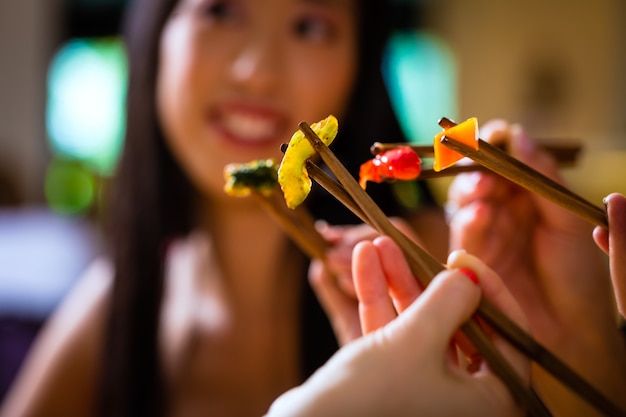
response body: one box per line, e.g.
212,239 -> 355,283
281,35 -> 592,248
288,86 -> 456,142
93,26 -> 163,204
387,270 -> 481,354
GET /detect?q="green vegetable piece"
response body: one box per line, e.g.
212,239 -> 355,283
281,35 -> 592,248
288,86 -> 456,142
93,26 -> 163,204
224,159 -> 279,197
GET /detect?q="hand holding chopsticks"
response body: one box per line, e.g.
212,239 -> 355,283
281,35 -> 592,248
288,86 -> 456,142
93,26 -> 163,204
437,117 -> 608,228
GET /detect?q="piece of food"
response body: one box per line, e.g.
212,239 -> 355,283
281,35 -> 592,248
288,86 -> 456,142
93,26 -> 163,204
433,117 -> 479,171
278,115 -> 338,209
358,146 -> 422,189
223,158 -> 279,197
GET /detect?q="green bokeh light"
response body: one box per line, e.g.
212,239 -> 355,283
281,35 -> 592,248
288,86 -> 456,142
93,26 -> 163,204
46,37 -> 127,175
383,31 -> 458,144
44,159 -> 96,215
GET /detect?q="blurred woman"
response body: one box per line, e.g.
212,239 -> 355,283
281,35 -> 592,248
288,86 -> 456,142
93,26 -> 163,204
0,0 -> 444,416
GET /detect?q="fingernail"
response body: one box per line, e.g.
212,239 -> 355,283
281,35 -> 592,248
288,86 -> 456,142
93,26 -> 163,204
602,195 -> 611,213
459,268 -> 479,285
315,219 -> 329,231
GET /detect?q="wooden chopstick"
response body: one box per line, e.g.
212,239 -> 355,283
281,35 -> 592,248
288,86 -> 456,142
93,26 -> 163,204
299,123 -> 552,417
370,143 -> 435,156
436,118 -> 607,228
418,164 -> 490,179
299,122 -> 626,417
370,142 -> 582,167
251,190 -> 328,260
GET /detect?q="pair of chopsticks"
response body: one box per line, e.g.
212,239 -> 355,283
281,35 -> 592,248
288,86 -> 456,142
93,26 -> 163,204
370,138 -> 582,180
250,189 -> 328,261
297,121 -> 626,417
371,141 -> 581,165
436,117 -> 608,228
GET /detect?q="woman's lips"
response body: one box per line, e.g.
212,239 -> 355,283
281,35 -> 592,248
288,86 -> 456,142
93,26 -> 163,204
210,104 -> 288,147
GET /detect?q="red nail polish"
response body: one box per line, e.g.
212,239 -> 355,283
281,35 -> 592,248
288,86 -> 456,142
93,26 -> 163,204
459,268 -> 479,285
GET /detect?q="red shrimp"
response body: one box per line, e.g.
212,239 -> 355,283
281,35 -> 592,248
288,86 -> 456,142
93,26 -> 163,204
358,146 -> 422,189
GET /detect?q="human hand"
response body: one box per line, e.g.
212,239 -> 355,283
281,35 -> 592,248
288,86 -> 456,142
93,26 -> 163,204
308,219 -> 420,345
352,237 -> 529,381
268,239 -> 529,417
446,120 -> 626,415
593,193 -> 626,317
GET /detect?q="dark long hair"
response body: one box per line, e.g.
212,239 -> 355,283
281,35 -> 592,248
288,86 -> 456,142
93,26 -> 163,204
97,0 -> 421,415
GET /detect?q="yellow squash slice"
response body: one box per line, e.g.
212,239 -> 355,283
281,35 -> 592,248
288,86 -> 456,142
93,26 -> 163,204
278,115 -> 338,209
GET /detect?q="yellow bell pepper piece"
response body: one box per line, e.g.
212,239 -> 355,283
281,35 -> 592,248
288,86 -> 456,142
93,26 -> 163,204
278,115 -> 338,209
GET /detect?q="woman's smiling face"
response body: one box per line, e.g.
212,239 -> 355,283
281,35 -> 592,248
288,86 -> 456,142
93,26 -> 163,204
157,0 -> 357,199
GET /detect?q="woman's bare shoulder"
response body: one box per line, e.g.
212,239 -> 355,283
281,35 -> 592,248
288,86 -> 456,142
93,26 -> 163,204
0,258 -> 114,417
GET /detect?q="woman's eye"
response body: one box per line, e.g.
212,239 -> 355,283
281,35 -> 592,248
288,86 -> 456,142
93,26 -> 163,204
199,0 -> 239,22
293,16 -> 334,43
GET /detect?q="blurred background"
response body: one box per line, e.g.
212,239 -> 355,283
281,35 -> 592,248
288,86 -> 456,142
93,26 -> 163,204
0,0 -> 625,405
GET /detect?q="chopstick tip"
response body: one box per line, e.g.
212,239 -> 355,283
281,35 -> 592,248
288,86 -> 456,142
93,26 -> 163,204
370,142 -> 383,155
438,117 -> 456,129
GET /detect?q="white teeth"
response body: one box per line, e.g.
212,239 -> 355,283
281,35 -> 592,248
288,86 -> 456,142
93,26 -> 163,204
223,113 -> 276,142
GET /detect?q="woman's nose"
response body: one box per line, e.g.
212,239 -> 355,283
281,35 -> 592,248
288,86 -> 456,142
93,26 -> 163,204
230,34 -> 282,93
